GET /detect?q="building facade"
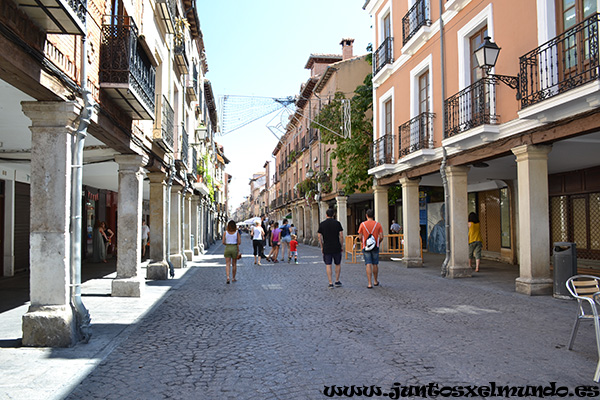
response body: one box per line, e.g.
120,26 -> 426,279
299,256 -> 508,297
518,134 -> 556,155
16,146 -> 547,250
0,0 -> 227,346
364,0 -> 600,294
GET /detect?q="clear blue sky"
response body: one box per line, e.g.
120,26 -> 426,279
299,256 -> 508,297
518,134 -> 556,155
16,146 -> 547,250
196,1 -> 373,212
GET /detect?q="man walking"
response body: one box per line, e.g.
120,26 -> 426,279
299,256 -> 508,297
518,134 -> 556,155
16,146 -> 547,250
317,208 -> 344,289
358,209 -> 384,289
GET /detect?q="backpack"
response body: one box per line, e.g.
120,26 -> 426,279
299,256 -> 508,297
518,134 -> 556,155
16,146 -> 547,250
363,222 -> 378,251
280,224 -> 290,237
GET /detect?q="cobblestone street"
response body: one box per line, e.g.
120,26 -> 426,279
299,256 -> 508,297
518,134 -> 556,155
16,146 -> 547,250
64,234 -> 597,399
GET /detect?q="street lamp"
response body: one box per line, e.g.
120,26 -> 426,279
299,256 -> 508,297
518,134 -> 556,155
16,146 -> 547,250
474,36 -> 521,100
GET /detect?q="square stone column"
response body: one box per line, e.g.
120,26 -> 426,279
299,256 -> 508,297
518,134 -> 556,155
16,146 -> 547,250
146,172 -> 169,280
169,185 -> 184,268
373,185 -> 389,250
112,155 -> 147,297
335,196 -> 348,239
399,177 -> 423,267
192,197 -> 200,255
512,144 -> 553,295
311,203 -> 320,246
303,205 -> 312,244
183,193 -> 193,261
21,101 -> 80,347
446,166 -> 471,278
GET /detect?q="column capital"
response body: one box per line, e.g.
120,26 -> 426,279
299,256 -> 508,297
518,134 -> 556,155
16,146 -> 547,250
148,171 -> 167,184
335,195 -> 348,204
446,165 -> 470,178
512,144 -> 552,161
115,154 -> 148,170
373,185 -> 388,194
21,101 -> 81,129
399,176 -> 421,187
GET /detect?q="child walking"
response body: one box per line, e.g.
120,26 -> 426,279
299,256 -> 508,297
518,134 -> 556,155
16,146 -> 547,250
289,234 -> 299,264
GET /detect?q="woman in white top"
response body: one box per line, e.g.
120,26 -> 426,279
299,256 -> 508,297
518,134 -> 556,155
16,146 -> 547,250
251,220 -> 265,265
222,220 -> 241,284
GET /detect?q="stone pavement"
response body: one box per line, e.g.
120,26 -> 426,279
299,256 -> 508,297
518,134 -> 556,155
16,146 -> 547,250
1,233 -> 599,399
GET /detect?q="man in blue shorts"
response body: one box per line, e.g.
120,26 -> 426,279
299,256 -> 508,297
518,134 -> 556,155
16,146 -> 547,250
317,208 -> 344,289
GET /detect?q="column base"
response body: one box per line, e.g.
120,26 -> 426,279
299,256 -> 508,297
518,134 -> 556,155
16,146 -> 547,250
446,265 -> 473,278
402,257 -> 423,268
169,254 -> 184,269
146,261 -> 169,280
111,277 -> 144,297
184,250 -> 193,261
515,277 -> 553,296
22,305 -> 75,347
310,238 -> 320,247
194,246 -> 201,256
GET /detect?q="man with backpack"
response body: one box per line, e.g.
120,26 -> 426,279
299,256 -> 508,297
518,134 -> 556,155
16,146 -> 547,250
358,209 -> 384,289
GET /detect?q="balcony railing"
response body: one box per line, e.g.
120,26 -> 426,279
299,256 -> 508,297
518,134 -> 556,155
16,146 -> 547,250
186,64 -> 199,101
180,125 -> 189,168
192,148 -> 198,177
154,95 -> 174,151
174,39 -> 189,74
100,15 -> 156,119
370,134 -> 395,168
374,36 -> 394,75
399,112 -> 435,156
444,78 -> 498,138
519,13 -> 599,108
402,0 -> 431,45
309,128 -> 319,143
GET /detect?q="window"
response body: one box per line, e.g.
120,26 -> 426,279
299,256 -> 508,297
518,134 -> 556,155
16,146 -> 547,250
418,71 -> 430,114
384,99 -> 392,137
383,12 -> 391,40
557,0 -> 597,75
469,26 -> 488,83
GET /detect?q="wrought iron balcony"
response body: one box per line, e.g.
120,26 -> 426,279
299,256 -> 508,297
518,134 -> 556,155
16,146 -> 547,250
374,36 -> 394,75
519,13 -> 599,108
192,148 -> 198,178
186,64 -> 198,101
153,95 -> 174,151
155,0 -> 176,34
100,15 -> 156,120
174,39 -> 189,74
402,0 -> 431,45
179,124 -> 189,168
17,0 -> 86,34
369,134 -> 395,168
399,112 -> 435,156
444,78 -> 498,138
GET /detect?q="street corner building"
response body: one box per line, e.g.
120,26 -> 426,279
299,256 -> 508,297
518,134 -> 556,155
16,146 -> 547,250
0,0 -> 230,346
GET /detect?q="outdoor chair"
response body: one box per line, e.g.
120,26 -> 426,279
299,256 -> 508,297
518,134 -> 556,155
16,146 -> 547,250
565,275 -> 600,382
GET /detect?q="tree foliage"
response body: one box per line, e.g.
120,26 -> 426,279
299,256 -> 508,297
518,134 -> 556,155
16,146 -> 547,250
313,73 -> 373,195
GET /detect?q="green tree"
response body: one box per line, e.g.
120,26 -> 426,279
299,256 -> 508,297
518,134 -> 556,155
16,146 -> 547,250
313,72 -> 373,195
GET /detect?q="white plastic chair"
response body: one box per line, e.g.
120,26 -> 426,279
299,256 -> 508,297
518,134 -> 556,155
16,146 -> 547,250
566,275 -> 600,382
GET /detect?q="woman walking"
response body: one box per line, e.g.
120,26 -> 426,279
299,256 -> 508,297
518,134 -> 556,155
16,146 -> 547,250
468,212 -> 483,272
251,220 -> 265,265
223,220 -> 241,284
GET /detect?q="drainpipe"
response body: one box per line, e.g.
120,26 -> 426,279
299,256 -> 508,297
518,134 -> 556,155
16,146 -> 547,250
439,0 -> 451,277
70,33 -> 94,343
166,163 -> 176,277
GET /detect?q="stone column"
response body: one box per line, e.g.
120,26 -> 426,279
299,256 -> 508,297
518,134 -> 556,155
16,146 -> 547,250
170,185 -> 184,268
192,196 -> 200,255
399,177 -> 423,267
21,101 -> 79,347
112,155 -> 147,297
446,166 -> 471,278
311,203 -> 320,246
183,193 -> 193,261
336,195 -> 348,239
512,144 -> 553,295
146,172 -> 168,280
373,185 -> 389,251
303,205 -> 312,244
